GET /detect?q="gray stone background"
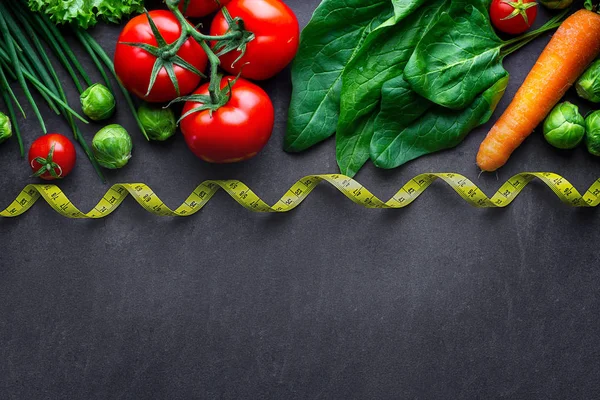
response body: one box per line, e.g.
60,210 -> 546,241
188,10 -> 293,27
1,1 -> 599,398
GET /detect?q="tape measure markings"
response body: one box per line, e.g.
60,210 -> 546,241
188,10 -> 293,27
2,172 -> 600,219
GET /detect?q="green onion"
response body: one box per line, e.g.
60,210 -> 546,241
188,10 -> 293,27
74,30 -> 113,94
0,47 -> 89,124
0,8 -> 46,133
36,14 -> 93,89
0,65 -> 24,117
12,39 -> 61,115
4,8 -> 61,112
0,66 -> 24,156
16,7 -> 85,93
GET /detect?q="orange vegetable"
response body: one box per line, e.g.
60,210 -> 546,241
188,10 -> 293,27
477,9 -> 600,171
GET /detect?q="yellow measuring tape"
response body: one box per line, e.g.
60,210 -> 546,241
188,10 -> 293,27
1,172 -> 600,219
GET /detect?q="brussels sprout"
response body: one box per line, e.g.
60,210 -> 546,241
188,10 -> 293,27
92,124 -> 133,169
585,111 -> 600,156
80,83 -> 116,121
543,102 -> 586,150
577,60 -> 600,103
138,104 -> 177,141
539,0 -> 574,9
0,112 -> 12,144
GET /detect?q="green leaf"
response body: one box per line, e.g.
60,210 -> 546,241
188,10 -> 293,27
336,113 -> 377,177
451,0 -> 492,14
336,0 -> 447,177
284,0 -> 393,152
372,74 -> 509,169
370,75 -> 432,162
389,0 -> 430,20
404,4 -> 507,110
96,0 -> 144,24
27,0 -> 143,29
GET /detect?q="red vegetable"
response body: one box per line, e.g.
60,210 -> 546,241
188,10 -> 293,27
210,0 -> 299,80
114,10 -> 208,103
28,134 -> 76,180
180,77 -> 275,163
490,0 -> 538,35
179,0 -> 231,17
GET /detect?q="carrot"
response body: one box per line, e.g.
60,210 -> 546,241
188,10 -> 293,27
477,9 -> 600,172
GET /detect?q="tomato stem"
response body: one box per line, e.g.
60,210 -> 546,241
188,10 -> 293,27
30,144 -> 63,179
197,41 -> 221,103
165,0 -> 254,108
499,0 -> 537,27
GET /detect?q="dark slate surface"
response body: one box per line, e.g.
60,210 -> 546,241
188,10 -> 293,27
1,1 -> 600,398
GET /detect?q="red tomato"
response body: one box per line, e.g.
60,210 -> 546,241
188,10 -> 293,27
210,0 -> 299,80
180,77 -> 275,163
28,134 -> 76,180
490,0 -> 538,35
114,10 -> 208,103
179,0 -> 231,17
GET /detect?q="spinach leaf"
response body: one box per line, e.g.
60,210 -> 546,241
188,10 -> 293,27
404,5 -> 506,110
284,0 -> 392,152
372,75 -> 509,169
370,75 -> 432,162
336,0 -> 447,177
335,112 -> 378,179
451,0 -> 492,14
389,0 -> 430,20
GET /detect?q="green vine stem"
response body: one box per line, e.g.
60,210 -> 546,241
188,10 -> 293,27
119,0 -> 254,106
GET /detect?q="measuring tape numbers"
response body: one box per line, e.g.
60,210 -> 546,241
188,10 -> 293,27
2,172 -> 600,219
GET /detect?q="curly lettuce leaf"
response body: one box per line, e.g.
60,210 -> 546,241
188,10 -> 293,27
28,0 -> 144,29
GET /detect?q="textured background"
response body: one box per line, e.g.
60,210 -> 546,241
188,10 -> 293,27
1,1 -> 600,398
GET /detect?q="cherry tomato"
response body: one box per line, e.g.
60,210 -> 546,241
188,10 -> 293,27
180,77 -> 275,163
114,10 -> 208,103
490,0 -> 538,35
210,0 -> 299,80
28,134 -> 76,180
179,0 -> 231,17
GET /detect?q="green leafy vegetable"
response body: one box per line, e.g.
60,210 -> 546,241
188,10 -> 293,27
372,75 -> 509,169
370,75 -> 432,163
404,3 -> 567,111
285,0 -> 393,152
27,0 -> 144,29
336,0 -> 447,176
404,4 -> 507,110
286,0 -> 565,177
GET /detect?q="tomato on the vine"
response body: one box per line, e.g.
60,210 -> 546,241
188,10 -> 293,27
180,77 -> 275,163
114,10 -> 208,103
210,0 -> 299,80
179,0 -> 231,17
28,134 -> 76,180
490,0 -> 538,35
